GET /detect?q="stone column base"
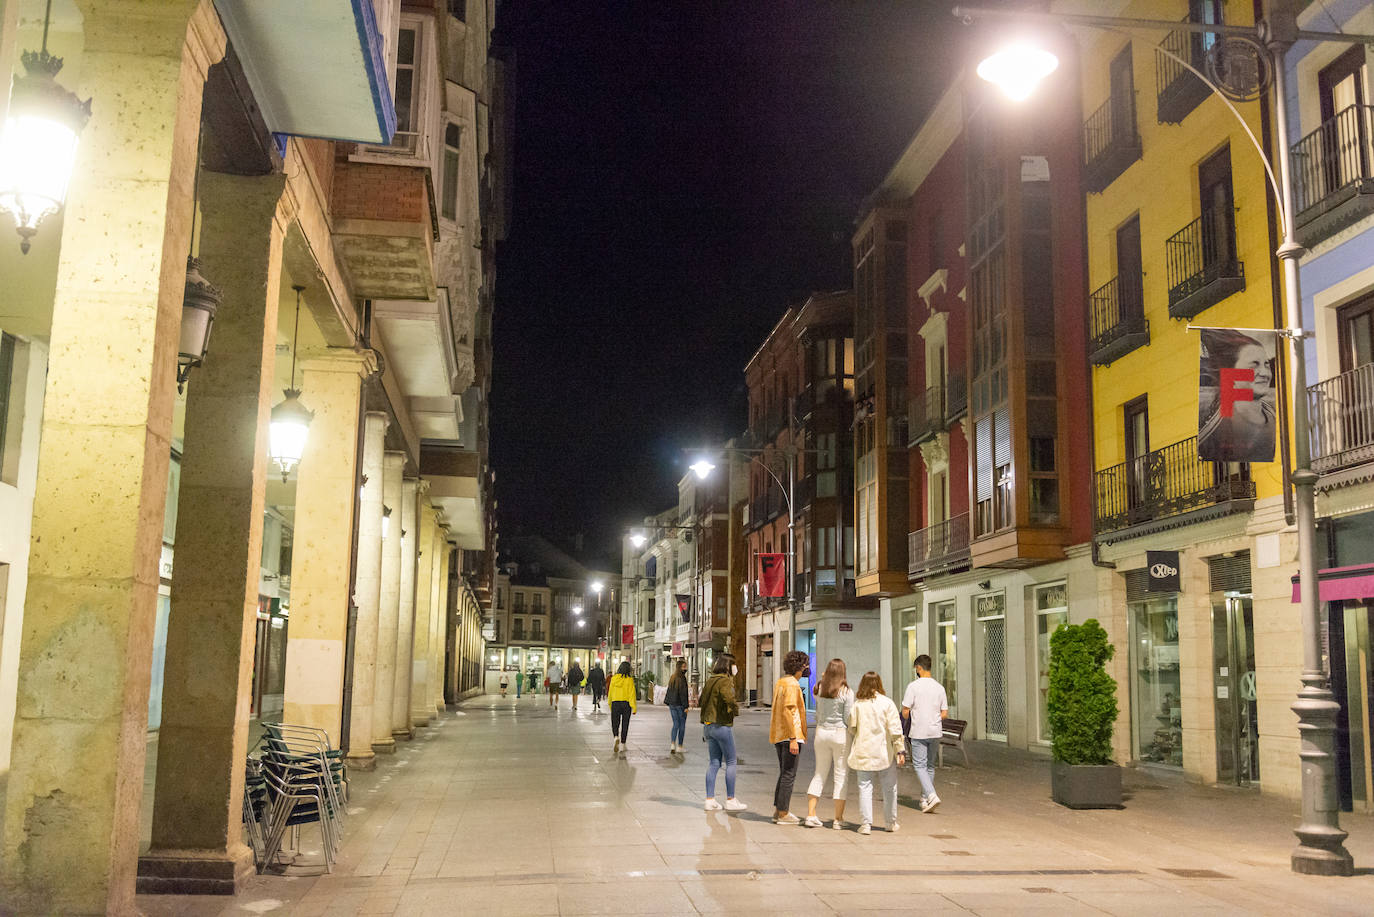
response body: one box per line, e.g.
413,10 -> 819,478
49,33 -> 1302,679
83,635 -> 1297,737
346,752 -> 377,771
412,715 -> 432,728
392,728 -> 414,741
372,738 -> 397,755
136,847 -> 255,895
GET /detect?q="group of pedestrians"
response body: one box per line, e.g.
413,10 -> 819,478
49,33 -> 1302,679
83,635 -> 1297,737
497,659 -> 609,711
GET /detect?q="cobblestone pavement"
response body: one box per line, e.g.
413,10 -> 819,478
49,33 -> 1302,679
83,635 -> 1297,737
138,693 -> 1374,915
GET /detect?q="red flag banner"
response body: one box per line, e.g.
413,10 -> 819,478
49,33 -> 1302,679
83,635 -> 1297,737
1197,328 -> 1277,463
758,553 -> 787,597
621,624 -> 634,644
676,594 -> 693,623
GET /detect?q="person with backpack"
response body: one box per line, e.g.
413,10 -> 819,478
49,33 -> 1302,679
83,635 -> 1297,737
700,653 -> 747,813
587,661 -> 607,712
665,657 -> 689,755
567,660 -> 586,711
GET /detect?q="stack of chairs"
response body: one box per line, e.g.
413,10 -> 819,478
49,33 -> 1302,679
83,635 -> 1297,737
244,723 -> 349,873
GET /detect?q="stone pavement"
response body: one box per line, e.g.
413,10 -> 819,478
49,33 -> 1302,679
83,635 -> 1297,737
138,693 -> 1374,915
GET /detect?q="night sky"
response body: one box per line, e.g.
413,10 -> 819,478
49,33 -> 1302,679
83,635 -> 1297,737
490,0 -> 968,561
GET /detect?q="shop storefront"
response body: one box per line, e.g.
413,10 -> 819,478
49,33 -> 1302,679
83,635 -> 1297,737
975,591 -> 1007,742
1127,570 -> 1183,769
1032,582 -> 1068,745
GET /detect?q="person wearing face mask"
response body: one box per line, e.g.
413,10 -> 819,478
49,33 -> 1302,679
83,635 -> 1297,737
699,653 -> 747,812
769,650 -> 810,824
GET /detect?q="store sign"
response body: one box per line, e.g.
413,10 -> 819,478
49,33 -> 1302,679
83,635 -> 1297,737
622,624 -> 634,644
838,623 -> 853,632
672,641 -> 684,655
1147,551 -> 1181,593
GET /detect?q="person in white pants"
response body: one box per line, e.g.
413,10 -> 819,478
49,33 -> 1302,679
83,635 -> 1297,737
804,659 -> 854,828
846,671 -> 906,835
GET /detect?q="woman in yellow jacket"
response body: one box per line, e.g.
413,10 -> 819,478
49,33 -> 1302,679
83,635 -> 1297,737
608,661 -> 637,755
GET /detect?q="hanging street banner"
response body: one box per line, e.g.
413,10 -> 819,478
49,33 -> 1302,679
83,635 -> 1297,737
621,624 -> 634,644
758,553 -> 786,597
1197,328 -> 1278,463
675,594 -> 692,623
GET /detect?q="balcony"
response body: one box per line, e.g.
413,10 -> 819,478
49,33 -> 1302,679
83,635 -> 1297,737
1309,362 -> 1374,476
330,158 -> 437,301
907,514 -> 971,581
1088,275 -> 1149,365
1165,207 -> 1244,319
946,369 -> 968,423
908,385 -> 946,445
1155,24 -> 1210,125
1291,105 -> 1374,248
1094,436 -> 1255,540
1082,94 -> 1141,193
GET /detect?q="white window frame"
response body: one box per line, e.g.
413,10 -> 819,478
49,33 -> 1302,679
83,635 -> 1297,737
439,118 -> 463,226
352,14 -> 439,165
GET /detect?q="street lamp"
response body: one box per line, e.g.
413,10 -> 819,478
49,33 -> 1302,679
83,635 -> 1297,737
974,41 -> 1059,102
629,530 -> 648,549
955,0 -> 1363,875
689,459 -> 716,481
0,0 -> 92,254
269,285 -> 313,482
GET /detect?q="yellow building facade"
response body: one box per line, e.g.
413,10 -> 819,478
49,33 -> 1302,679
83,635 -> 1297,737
1073,0 -> 1304,798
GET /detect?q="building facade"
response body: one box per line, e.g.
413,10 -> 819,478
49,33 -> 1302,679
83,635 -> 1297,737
0,0 -> 503,909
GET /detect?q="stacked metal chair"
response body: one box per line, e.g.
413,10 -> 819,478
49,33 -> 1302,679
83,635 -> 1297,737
244,723 -> 349,873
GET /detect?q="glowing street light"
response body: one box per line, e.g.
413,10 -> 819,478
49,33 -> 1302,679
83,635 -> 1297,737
689,458 -> 715,481
590,580 -> 604,594
629,530 -> 647,549
974,41 -> 1060,102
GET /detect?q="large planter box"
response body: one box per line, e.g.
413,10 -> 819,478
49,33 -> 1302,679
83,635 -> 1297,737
1051,760 -> 1123,809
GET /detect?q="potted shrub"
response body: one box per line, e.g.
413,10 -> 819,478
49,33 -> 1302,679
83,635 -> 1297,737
636,671 -> 656,703
1047,618 -> 1122,808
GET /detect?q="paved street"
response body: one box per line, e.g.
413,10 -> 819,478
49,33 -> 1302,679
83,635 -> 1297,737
140,694 -> 1374,916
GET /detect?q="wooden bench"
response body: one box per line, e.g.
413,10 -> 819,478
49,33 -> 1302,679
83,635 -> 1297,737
939,718 -> 970,767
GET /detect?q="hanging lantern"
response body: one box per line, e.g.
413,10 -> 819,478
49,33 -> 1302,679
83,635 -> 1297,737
269,389 -> 312,482
177,257 -> 221,393
269,285 -> 312,481
0,31 -> 92,254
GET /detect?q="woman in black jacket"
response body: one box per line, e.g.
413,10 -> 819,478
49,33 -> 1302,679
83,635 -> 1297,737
587,663 -> 607,712
665,658 -> 690,755
567,661 -> 585,711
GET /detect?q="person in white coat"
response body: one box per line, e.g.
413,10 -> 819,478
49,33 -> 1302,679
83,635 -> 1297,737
846,671 -> 906,835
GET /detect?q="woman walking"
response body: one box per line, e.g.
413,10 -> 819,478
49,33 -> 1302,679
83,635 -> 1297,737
665,658 -> 689,755
587,661 -> 606,712
568,660 -> 585,711
608,660 -> 637,755
805,658 -> 853,828
499,668 -> 510,697
846,671 -> 905,835
699,653 -> 747,812
769,650 -> 810,825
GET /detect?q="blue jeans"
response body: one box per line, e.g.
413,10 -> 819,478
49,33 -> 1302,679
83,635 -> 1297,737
703,724 -> 737,799
669,705 -> 687,745
910,737 -> 938,799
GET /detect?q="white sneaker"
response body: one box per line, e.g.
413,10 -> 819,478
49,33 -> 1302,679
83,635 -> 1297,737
858,823 -> 872,836
613,739 -> 620,754
803,815 -> 824,828
888,821 -> 901,833
724,799 -> 747,812
831,819 -> 844,830
704,799 -> 723,811
772,813 -> 800,825
921,794 -> 940,813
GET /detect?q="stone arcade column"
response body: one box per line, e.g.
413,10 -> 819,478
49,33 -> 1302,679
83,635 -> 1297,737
392,478 -> 419,738
434,530 -> 452,712
345,411 -> 387,768
410,499 -> 436,726
0,4 -> 216,913
140,171 -> 287,895
371,450 -> 404,753
281,351 -> 374,743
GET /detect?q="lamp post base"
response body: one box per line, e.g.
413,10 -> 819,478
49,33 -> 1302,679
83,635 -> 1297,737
1292,678 -> 1353,876
1291,842 -> 1354,876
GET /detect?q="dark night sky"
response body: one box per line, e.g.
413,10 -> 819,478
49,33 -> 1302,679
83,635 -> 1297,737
490,0 -> 968,561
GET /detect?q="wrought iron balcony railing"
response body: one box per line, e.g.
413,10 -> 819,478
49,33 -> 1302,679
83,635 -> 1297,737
907,513 -> 971,580
1165,205 -> 1245,319
946,368 -> 967,422
1291,104 -> 1374,246
1094,435 -> 1255,535
1083,94 -> 1141,193
1089,275 -> 1149,365
1156,22 -> 1210,125
1309,361 -> 1374,475
908,385 -> 946,445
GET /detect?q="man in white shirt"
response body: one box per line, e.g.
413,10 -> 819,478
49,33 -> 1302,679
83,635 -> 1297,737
546,660 -> 564,708
901,654 -> 948,812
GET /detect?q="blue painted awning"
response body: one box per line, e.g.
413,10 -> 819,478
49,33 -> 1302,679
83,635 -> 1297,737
213,0 -> 396,144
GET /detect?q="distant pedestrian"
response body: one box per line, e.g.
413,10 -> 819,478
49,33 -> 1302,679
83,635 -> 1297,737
805,658 -> 853,829
847,671 -> 905,835
700,653 -> 747,813
901,654 -> 948,813
568,661 -> 585,711
769,650 -> 810,825
528,670 -> 538,695
588,662 -> 607,712
546,659 -> 564,708
608,660 -> 637,754
516,667 -> 523,698
499,668 -> 510,697
665,658 -> 689,755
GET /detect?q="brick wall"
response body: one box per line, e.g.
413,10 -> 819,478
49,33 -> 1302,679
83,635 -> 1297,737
331,153 -> 429,224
